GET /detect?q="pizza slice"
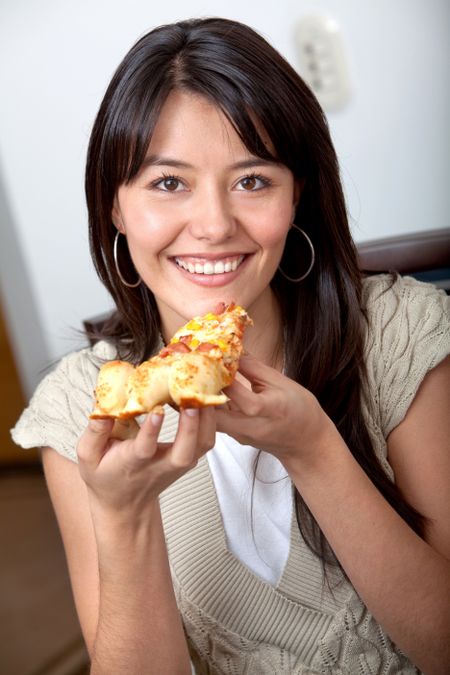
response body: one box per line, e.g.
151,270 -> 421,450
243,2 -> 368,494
90,303 -> 252,420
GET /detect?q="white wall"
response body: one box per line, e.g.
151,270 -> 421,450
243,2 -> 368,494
0,0 -> 449,396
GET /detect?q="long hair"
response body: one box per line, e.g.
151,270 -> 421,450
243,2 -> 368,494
85,17 -> 424,568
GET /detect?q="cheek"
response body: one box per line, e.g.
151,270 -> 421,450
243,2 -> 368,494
118,183 -> 186,235
124,203 -> 183,254
249,204 -> 291,250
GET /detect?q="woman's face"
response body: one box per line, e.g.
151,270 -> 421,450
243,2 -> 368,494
113,90 -> 300,335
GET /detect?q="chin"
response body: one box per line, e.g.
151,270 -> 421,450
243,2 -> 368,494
181,295 -> 237,317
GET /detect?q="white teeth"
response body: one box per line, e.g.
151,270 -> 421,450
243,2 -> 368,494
214,261 -> 225,274
175,255 -> 245,275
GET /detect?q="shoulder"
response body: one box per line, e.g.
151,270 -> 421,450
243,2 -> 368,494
43,340 -> 117,391
361,274 -> 450,437
362,273 -> 450,362
11,341 -> 117,462
362,272 -> 449,321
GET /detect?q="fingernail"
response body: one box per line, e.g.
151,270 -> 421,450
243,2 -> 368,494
151,412 -> 164,426
89,418 -> 112,431
185,408 -> 199,417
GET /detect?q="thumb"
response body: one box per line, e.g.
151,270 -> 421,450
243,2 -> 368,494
77,417 -> 114,467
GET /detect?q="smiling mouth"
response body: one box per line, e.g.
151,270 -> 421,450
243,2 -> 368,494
174,255 -> 246,275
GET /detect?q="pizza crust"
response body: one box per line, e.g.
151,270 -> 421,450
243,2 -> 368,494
90,304 -> 251,420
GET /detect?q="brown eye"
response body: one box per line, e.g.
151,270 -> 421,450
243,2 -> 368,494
236,174 -> 270,191
241,176 -> 257,190
151,174 -> 187,193
162,177 -> 180,191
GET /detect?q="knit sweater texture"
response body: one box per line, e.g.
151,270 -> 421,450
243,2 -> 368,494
12,275 -> 450,674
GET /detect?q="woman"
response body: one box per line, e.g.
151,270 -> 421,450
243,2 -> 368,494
13,17 -> 450,674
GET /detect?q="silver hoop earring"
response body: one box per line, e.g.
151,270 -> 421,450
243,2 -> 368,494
278,224 -> 315,283
113,231 -> 141,288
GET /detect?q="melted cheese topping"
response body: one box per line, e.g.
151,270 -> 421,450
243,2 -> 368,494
170,305 -> 249,359
91,303 -> 252,419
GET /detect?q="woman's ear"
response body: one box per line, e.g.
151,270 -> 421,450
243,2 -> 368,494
293,179 -> 305,205
292,179 -> 305,221
111,197 -> 125,233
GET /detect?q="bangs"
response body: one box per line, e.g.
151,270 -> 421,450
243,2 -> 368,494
106,83 -> 173,185
115,84 -> 281,190
107,47 -> 301,187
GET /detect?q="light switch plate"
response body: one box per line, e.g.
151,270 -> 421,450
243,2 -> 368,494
294,14 -> 352,111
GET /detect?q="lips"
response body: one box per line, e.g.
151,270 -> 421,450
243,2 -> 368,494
174,255 -> 245,275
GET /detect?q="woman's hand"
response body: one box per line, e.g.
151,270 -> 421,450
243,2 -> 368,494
73,407 -> 211,674
215,354 -> 337,467
77,407 -> 216,516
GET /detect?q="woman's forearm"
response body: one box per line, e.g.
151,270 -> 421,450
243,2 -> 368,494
284,424 -> 450,675
89,500 -> 191,675
73,410 -> 213,674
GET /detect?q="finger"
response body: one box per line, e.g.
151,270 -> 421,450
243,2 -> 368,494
238,353 -> 279,385
215,407 -> 254,445
170,408 -> 201,468
196,407 -> 217,457
111,418 -> 139,441
224,378 -> 262,416
77,418 -> 114,467
134,409 -> 164,459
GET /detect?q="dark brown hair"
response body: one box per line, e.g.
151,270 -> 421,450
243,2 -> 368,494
85,17 -> 424,568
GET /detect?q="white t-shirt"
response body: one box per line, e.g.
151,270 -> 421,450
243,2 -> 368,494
207,433 -> 292,586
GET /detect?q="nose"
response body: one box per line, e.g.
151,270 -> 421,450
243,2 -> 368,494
188,186 -> 237,243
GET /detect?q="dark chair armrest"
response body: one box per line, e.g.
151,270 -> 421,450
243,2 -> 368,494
357,228 -> 450,274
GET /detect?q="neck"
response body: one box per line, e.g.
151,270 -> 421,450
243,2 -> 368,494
157,288 -> 284,371
243,288 -> 284,371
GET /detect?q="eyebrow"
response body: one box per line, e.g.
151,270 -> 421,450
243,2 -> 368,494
139,154 -> 279,172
